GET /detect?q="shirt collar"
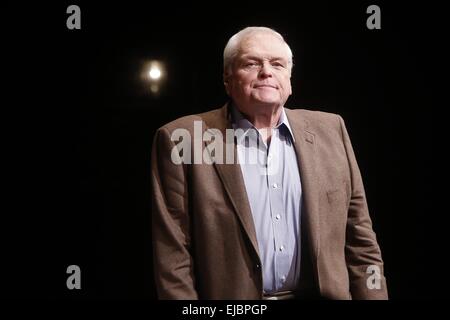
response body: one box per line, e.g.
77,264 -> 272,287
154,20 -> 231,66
230,103 -> 296,143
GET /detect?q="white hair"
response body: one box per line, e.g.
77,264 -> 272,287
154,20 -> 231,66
223,26 -> 293,75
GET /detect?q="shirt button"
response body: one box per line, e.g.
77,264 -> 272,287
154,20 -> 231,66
281,275 -> 286,282
272,183 -> 278,189
279,245 -> 284,251
275,214 -> 281,220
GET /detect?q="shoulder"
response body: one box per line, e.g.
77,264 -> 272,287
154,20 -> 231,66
286,108 -> 342,123
285,107 -> 345,133
157,106 -> 226,134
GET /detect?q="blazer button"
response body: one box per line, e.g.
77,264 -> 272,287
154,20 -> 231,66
255,264 -> 260,269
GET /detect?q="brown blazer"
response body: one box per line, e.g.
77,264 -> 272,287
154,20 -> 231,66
151,104 -> 388,299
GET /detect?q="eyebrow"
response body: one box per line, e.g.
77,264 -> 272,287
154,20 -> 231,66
240,55 -> 287,63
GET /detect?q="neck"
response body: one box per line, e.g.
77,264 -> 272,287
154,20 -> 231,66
239,106 -> 283,130
236,105 -> 283,144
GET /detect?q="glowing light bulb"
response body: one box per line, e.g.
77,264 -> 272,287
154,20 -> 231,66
149,67 -> 161,80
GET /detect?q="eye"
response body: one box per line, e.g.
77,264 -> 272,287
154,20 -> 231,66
245,62 -> 259,67
271,61 -> 285,68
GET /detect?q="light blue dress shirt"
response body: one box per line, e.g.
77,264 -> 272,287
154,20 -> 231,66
231,105 -> 303,294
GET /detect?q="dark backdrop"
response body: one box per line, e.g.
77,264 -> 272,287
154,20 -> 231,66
4,0 -> 442,300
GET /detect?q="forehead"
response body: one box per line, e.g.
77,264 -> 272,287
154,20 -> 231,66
238,33 -> 289,60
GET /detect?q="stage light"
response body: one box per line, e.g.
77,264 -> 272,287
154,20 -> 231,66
147,61 -> 165,81
141,60 -> 167,96
149,66 -> 161,80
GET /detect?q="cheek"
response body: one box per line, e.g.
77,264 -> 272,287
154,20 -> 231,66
235,72 -> 255,85
236,79 -> 252,93
229,79 -> 250,97
282,77 -> 292,95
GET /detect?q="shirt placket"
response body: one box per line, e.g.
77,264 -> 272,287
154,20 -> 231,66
266,129 -> 288,290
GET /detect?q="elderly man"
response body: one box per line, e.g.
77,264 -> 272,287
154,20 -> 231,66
151,27 -> 388,299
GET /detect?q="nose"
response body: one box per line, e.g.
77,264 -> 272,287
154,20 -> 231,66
258,63 -> 273,78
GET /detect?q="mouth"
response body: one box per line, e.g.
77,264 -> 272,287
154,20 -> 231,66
254,84 -> 278,89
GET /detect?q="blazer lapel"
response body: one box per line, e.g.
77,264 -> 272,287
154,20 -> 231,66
285,109 -> 321,267
202,104 -> 260,259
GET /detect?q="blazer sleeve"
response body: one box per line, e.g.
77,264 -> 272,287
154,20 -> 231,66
151,127 -> 198,299
338,116 -> 389,300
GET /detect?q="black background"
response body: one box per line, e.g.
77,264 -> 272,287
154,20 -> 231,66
3,0 -> 443,301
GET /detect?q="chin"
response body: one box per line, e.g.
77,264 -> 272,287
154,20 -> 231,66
258,94 -> 282,103
251,95 -> 276,103
256,99 -> 281,106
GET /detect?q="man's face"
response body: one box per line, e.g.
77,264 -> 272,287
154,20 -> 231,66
224,33 -> 292,112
